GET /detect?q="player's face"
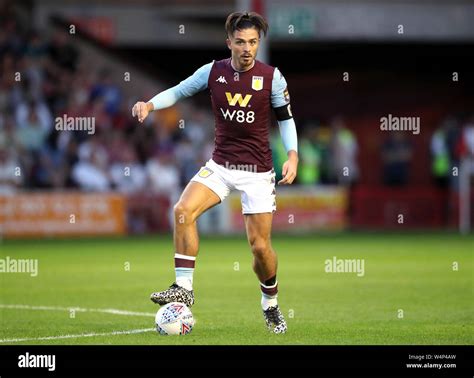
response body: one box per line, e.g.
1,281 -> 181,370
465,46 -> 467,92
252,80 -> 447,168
227,28 -> 260,70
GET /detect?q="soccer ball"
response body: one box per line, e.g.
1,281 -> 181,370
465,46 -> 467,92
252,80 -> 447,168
155,302 -> 194,335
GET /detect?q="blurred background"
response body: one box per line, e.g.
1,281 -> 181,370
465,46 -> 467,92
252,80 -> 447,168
1,0 -> 473,238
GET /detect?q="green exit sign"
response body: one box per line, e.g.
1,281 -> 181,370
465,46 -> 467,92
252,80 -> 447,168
268,7 -> 316,38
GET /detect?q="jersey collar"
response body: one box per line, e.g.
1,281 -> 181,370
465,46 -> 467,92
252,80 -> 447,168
230,58 -> 255,73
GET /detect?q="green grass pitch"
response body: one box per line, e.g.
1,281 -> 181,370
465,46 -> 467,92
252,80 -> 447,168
1,233 -> 472,345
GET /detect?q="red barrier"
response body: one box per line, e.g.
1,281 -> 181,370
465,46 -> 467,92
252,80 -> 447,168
126,193 -> 171,233
351,186 -> 448,229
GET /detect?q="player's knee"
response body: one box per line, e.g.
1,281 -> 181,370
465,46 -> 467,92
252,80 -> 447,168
173,202 -> 196,224
250,239 -> 271,258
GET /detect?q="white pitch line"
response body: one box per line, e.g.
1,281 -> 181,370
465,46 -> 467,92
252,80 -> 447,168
0,328 -> 156,344
0,304 -> 155,317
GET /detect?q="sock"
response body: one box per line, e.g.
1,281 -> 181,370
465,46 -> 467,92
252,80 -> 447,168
260,275 -> 278,310
174,253 -> 195,291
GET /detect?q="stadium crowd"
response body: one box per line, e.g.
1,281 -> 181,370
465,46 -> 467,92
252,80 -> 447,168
1,2 -> 473,197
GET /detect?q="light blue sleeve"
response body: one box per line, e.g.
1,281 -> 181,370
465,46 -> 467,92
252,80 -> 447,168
272,68 -> 297,153
271,67 -> 290,108
148,62 -> 213,110
278,118 -> 298,153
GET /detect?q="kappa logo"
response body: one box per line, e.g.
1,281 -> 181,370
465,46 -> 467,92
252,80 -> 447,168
225,92 -> 252,107
216,76 -> 227,84
198,167 -> 214,178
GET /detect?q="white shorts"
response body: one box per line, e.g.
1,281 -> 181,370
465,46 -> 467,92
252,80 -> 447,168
191,159 -> 276,214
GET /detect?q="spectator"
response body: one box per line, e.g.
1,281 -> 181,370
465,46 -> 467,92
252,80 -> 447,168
456,115 -> 474,159
329,117 -> 359,186
454,116 -> 474,191
33,146 -> 67,188
146,149 -> 180,195
381,131 -> 413,186
72,147 -> 111,192
298,126 -> 321,185
183,109 -> 209,147
446,117 -> 462,169
78,133 -> 108,164
430,117 -> 453,187
90,68 -> 122,116
24,30 -> 48,61
0,145 -> 22,194
87,97 -> 113,131
109,146 -> 147,193
314,123 -> 332,184
105,129 -> 128,164
15,98 -> 53,133
174,135 -> 201,186
15,107 -> 49,151
0,114 -> 18,148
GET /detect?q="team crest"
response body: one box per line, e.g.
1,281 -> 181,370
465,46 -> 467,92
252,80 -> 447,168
198,167 -> 214,178
252,76 -> 264,91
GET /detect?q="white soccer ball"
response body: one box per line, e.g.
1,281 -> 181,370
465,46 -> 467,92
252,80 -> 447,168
155,302 -> 195,335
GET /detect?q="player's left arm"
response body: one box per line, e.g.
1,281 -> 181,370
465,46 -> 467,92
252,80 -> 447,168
271,68 -> 298,185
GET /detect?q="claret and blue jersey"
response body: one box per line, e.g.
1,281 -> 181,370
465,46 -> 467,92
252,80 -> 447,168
149,58 -> 297,173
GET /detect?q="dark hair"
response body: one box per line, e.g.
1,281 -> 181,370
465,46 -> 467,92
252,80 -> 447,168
225,11 -> 269,38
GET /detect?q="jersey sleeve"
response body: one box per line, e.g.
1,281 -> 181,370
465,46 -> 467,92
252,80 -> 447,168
272,68 -> 297,153
148,61 -> 213,110
278,118 -> 298,153
176,61 -> 213,97
271,67 -> 291,109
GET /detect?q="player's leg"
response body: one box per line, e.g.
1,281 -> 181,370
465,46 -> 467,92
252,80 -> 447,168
244,213 -> 287,334
244,212 -> 277,284
151,160 -> 232,307
150,181 -> 221,307
173,181 -> 221,290
173,181 -> 221,257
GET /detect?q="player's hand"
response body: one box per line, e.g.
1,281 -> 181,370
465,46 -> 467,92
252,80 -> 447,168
132,101 -> 152,123
278,152 -> 298,185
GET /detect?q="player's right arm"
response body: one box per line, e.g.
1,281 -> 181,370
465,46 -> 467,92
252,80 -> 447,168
132,61 -> 213,123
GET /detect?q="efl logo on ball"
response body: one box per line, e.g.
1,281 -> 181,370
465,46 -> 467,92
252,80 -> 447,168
155,302 -> 194,335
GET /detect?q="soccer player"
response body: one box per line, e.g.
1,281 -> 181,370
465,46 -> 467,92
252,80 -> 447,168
132,11 -> 298,334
